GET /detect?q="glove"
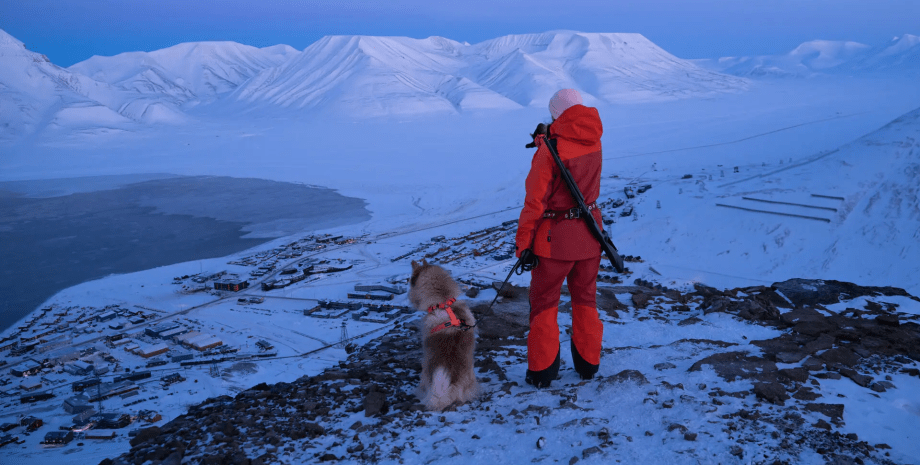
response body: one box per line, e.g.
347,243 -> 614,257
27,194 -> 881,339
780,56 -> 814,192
518,248 -> 539,273
525,123 -> 550,148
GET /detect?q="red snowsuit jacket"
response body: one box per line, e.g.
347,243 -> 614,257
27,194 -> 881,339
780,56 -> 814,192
515,104 -> 604,261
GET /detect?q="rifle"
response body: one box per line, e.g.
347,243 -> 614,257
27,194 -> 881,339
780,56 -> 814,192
542,135 -> 626,273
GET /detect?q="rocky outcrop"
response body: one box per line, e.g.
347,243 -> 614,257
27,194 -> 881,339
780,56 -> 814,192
104,278 -> 919,465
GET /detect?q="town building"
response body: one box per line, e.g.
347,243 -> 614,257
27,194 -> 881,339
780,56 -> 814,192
20,392 -> 54,404
96,311 -> 117,323
157,327 -> 189,340
87,382 -> 138,403
137,343 -> 169,358
145,323 -> 180,338
85,430 -> 117,440
71,378 -> 101,392
20,378 -> 42,391
93,412 -> 132,429
64,361 -> 94,376
63,394 -> 92,414
214,279 -> 249,292
170,353 -> 194,363
10,360 -> 42,377
190,336 -> 223,351
42,430 -> 74,445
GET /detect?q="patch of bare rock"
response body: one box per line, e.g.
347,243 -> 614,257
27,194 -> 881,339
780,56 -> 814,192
103,278 -> 918,465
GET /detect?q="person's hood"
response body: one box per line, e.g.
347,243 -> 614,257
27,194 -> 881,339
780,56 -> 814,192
549,104 -> 603,146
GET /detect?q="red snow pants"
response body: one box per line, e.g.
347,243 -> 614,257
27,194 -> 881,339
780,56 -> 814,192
528,254 -> 603,377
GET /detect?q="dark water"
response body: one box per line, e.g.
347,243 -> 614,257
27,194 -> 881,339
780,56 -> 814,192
0,175 -> 370,333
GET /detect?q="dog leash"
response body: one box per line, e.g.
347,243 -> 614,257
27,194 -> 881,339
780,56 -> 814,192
486,252 -> 538,312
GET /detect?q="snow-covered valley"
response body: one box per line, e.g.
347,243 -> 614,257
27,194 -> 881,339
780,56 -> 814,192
1,27 -> 919,464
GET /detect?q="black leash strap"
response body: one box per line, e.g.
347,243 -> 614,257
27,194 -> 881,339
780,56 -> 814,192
486,253 -> 537,311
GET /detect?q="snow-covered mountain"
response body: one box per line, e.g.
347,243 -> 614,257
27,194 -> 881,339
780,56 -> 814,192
230,31 -> 746,116
68,41 -> 298,104
467,32 -> 744,106
229,35 -> 515,116
847,34 -> 920,72
695,34 -> 919,77
0,29 -> 188,140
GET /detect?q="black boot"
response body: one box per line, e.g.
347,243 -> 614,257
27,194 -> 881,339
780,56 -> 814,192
571,339 -> 599,380
525,349 -> 560,388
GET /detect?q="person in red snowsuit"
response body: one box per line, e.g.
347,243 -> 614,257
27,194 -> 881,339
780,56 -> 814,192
516,89 -> 605,388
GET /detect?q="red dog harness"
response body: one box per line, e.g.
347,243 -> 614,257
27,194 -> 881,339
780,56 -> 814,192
427,297 -> 473,334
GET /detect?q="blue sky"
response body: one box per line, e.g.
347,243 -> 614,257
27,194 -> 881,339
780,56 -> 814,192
2,0 -> 918,67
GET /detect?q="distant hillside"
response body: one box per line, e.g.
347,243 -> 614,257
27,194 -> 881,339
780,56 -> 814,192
0,29 -> 186,140
230,31 -> 746,116
68,41 -> 298,104
694,34 -> 919,77
0,28 -> 747,134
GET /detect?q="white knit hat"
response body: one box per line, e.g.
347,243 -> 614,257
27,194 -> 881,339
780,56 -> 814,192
549,88 -> 583,120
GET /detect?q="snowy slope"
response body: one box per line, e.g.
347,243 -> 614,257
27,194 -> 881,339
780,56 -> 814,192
230,35 -> 520,116
693,40 -> 872,77
69,41 -> 298,104
229,31 -> 746,116
695,34 -> 919,77
0,29 -> 186,140
847,34 -> 920,72
466,31 -> 745,106
624,104 -> 920,296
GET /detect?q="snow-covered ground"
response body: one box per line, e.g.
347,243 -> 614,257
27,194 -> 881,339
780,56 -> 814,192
1,28 -> 919,464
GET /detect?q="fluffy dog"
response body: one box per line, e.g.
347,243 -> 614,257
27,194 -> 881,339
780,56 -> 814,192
409,259 -> 479,411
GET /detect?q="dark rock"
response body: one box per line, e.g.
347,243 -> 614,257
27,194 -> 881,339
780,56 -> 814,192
465,287 -> 479,298
804,403 -> 844,421
820,348 -> 860,368
692,283 -> 724,298
319,453 -> 339,462
813,419 -> 832,430
677,317 -> 702,326
815,372 -> 841,380
129,426 -> 161,447
365,390 -> 387,417
775,351 -> 808,363
654,362 -> 677,371
793,320 -> 835,336
597,369 -> 649,388
162,453 -> 183,465
780,306 -> 827,326
688,351 -> 778,382
663,290 -> 685,303
779,367 -> 809,383
804,334 -> 836,354
683,432 -> 697,441
302,422 -> 325,437
632,293 -> 650,309
753,382 -> 790,405
870,383 -> 887,393
730,445 -> 743,457
582,446 -> 603,459
875,314 -> 899,327
700,295 -> 733,315
773,279 -> 916,307
838,368 -> 872,387
792,387 -> 821,401
734,297 -> 780,321
802,357 -> 824,371
667,423 -> 688,433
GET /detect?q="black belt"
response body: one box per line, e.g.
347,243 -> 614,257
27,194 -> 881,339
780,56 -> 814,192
543,202 -> 598,220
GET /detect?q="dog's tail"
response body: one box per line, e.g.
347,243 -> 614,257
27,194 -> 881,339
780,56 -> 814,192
427,367 -> 452,410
